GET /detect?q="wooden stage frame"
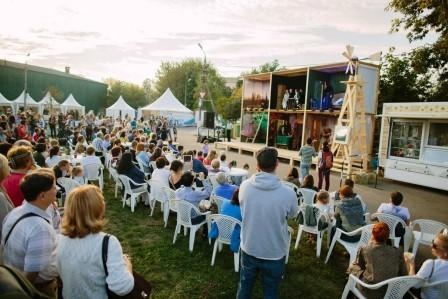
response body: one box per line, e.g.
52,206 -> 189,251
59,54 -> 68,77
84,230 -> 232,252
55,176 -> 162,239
214,141 -> 363,173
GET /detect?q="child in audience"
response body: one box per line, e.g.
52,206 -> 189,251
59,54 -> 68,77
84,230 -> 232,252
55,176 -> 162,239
72,166 -> 86,185
314,191 -> 332,218
197,151 -> 204,162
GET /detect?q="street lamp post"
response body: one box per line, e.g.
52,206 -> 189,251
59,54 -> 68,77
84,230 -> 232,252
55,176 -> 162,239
24,53 -> 30,112
184,77 -> 191,106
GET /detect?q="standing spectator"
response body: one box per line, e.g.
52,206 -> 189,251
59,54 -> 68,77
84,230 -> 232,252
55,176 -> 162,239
226,121 -> 233,142
2,146 -> 34,207
237,147 -> 298,299
0,154 -> 13,234
317,141 -> 333,191
57,185 -> 134,299
172,123 -> 177,142
377,191 -> 411,225
202,140 -> 209,157
48,114 -> 57,138
298,137 -> 316,179
1,171 -> 59,297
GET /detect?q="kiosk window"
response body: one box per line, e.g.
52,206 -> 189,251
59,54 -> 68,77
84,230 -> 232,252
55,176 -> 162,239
389,121 -> 422,159
428,123 -> 448,147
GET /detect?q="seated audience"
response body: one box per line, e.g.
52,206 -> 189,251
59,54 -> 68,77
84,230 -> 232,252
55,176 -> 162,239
81,146 -> 102,168
0,153 -> 13,233
169,160 -> 184,190
151,157 -> 170,187
185,150 -> 208,176
116,152 -> 149,199
285,167 -> 300,187
74,135 -> 86,155
176,171 -> 212,211
33,143 -> 47,168
209,159 -> 223,173
214,172 -> 238,200
58,185 -> 134,299
314,191 -> 332,218
3,146 -> 34,207
333,185 -> 365,242
301,174 -> 319,192
219,153 -> 229,170
221,188 -> 242,221
167,140 -> 178,154
1,171 -> 59,297
136,143 -> 151,173
71,166 -> 86,185
406,230 -> 448,299
46,146 -> 62,168
348,222 -> 408,299
196,151 -> 204,162
203,150 -> 217,166
377,191 -> 411,225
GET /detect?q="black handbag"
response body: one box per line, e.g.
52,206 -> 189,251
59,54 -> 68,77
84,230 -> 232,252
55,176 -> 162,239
102,235 -> 152,299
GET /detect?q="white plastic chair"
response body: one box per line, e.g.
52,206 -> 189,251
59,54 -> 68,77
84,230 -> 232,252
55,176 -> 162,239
136,156 -> 151,179
118,175 -> 150,213
294,204 -> 330,257
341,274 -> 423,299
149,180 -> 168,224
325,224 -> 374,264
372,213 -> 406,248
298,188 -> 317,205
411,219 -> 448,257
286,226 -> 294,264
207,174 -> 220,190
281,181 -> 301,202
83,163 -> 104,190
172,199 -> 211,252
210,194 -> 227,213
209,214 -> 242,272
108,167 -> 122,198
160,186 -> 178,227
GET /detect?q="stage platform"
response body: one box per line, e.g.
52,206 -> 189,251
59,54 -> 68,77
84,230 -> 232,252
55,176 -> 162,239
214,141 -> 364,173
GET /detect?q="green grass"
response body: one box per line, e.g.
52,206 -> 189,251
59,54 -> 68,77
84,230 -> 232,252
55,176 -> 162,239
103,174 -> 349,298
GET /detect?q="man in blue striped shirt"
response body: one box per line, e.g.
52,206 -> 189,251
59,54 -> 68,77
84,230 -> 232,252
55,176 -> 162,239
298,138 -> 317,179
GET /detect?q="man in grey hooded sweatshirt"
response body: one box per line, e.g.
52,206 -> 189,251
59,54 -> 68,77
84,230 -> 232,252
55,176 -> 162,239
237,147 -> 298,299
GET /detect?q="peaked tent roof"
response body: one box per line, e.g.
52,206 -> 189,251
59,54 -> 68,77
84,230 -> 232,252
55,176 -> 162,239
61,93 -> 83,107
13,91 -> 39,106
0,92 -> 13,105
39,91 -> 60,106
141,88 -> 192,113
107,96 -> 135,111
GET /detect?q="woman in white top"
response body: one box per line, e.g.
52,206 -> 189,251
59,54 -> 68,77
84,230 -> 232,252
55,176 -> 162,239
406,231 -> 448,299
57,185 -> 134,299
45,146 -> 62,168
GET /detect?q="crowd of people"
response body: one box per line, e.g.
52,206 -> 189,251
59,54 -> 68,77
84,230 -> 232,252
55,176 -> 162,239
0,109 -> 446,299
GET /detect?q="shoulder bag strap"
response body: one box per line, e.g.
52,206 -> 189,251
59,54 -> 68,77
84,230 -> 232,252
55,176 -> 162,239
101,234 -> 110,277
429,259 -> 436,279
4,212 -> 49,246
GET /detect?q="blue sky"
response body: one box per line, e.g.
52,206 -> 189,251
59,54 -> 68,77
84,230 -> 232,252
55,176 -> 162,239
1,0 -> 432,84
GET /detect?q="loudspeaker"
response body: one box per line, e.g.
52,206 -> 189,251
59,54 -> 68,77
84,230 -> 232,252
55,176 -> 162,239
204,112 -> 215,129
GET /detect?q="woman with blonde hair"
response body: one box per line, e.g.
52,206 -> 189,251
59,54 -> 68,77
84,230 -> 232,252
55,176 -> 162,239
57,185 -> 134,299
0,153 -> 13,233
203,150 -> 217,166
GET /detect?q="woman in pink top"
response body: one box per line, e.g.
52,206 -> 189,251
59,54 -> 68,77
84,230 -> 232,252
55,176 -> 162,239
2,145 -> 34,207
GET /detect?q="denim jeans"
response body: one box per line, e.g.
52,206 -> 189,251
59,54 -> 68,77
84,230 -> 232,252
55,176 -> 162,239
300,164 -> 310,179
237,251 -> 286,299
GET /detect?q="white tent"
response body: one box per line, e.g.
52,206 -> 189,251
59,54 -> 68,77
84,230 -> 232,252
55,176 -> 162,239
106,96 -> 135,119
60,93 -> 85,115
141,88 -> 194,126
39,91 -> 60,114
0,92 -> 13,110
12,91 -> 40,113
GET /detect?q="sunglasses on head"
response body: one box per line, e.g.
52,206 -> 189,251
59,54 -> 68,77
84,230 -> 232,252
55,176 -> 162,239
432,241 -> 440,250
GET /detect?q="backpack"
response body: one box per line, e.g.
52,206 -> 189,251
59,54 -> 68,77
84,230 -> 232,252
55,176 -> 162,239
0,265 -> 52,299
319,151 -> 333,169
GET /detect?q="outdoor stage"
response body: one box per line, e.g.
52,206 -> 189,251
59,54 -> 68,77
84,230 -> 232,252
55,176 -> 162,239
214,140 -> 364,173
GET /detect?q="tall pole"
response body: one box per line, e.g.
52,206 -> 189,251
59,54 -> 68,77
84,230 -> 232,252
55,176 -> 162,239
24,53 -> 30,112
184,77 -> 191,106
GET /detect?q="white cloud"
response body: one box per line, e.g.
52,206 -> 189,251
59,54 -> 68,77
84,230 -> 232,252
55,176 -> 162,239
0,0 -> 427,84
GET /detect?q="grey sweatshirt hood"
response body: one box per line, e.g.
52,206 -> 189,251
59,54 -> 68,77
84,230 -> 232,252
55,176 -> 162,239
248,171 -> 281,191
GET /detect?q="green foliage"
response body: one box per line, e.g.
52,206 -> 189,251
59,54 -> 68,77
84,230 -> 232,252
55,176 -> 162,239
385,0 -> 448,102
153,59 -> 230,111
248,59 -> 285,74
216,86 -> 242,121
103,78 -> 147,108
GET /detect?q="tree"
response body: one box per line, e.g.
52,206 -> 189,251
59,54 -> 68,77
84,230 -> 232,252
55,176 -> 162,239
103,78 -> 147,109
142,78 -> 157,103
215,84 -> 242,122
153,58 -> 229,110
248,59 -> 285,74
387,0 -> 448,101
